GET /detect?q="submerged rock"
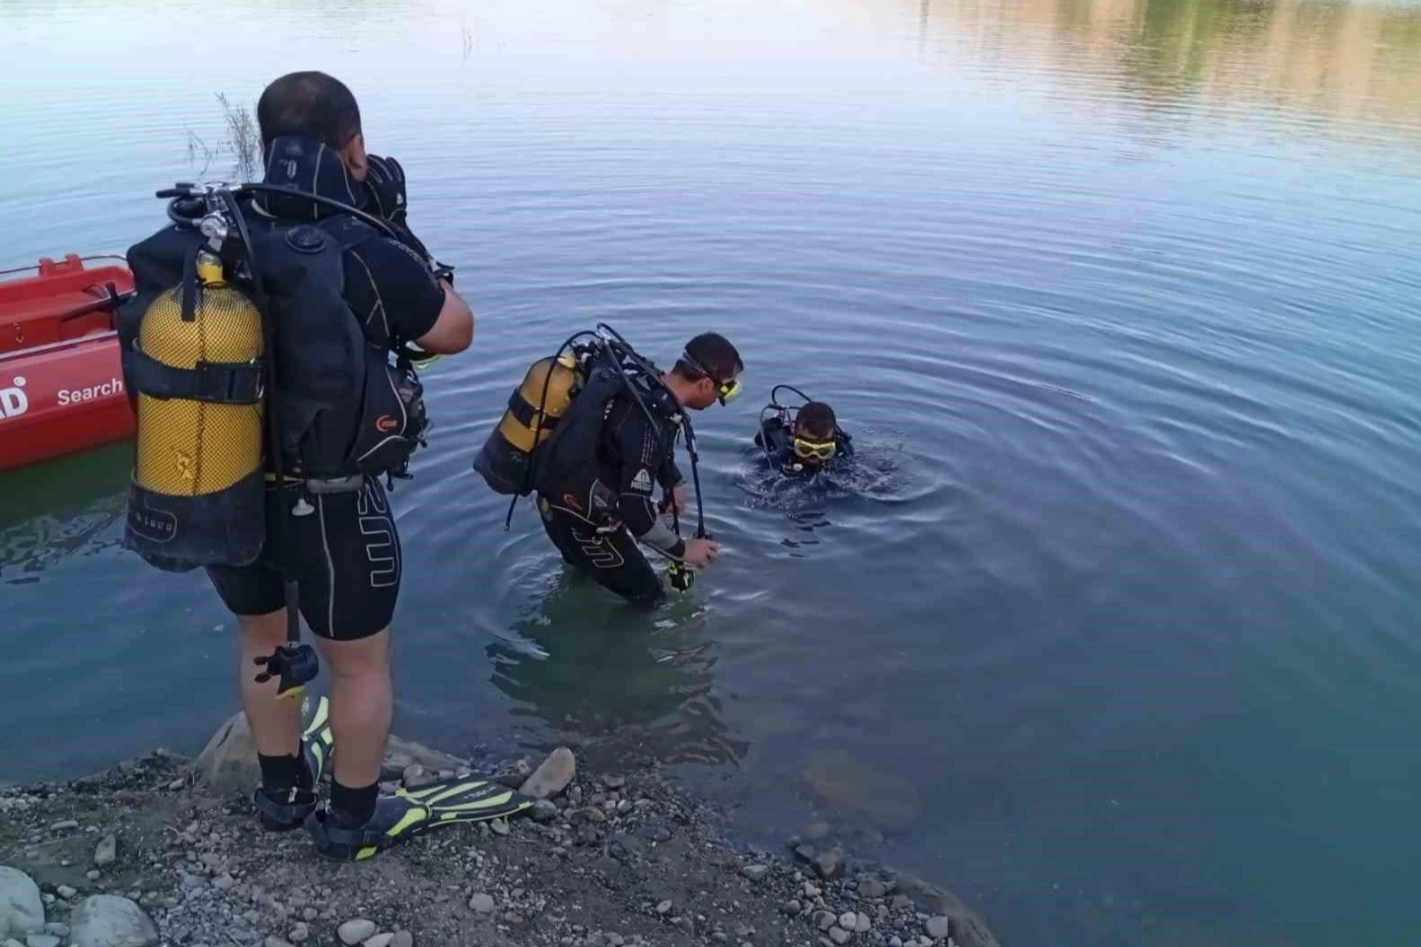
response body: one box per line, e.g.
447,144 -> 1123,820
857,879 -> 891,899
803,752 -> 924,829
814,849 -> 844,880
949,913 -> 1001,947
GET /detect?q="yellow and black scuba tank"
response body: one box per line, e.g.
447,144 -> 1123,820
473,325 -> 684,519
473,351 -> 585,496
122,247 -> 267,571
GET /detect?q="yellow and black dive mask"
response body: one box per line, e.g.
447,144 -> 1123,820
792,436 -> 838,462
681,350 -> 741,405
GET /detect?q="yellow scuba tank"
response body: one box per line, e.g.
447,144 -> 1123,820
136,254 -> 264,493
124,249 -> 268,569
473,352 -> 582,495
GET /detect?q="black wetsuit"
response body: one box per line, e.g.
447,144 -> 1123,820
537,393 -> 685,604
205,144 -> 445,641
755,417 -> 853,476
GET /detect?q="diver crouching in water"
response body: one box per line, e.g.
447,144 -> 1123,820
475,329 -> 744,605
756,386 -> 853,477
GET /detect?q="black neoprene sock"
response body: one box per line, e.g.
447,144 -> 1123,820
258,753 -> 302,793
329,779 -> 379,826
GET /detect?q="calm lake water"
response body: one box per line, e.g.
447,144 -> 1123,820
4,0 -> 1421,943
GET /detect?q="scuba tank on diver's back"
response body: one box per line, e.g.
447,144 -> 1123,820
118,177 -> 436,700
121,204 -> 268,571
472,326 -> 680,506
472,351 -> 585,496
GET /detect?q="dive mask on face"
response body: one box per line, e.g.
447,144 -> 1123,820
792,436 -> 837,461
715,377 -> 741,405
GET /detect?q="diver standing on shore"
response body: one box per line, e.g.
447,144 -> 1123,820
118,71 -> 533,858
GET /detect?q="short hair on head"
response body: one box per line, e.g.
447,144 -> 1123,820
675,332 -> 743,383
257,71 -> 362,149
795,401 -> 837,438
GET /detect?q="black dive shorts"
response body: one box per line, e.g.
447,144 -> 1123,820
537,494 -> 664,605
206,476 -> 401,641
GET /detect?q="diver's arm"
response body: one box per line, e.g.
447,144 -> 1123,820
416,282 -> 473,354
351,236 -> 467,353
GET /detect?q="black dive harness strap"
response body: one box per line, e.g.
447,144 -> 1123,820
124,350 -> 263,404
507,387 -> 562,433
214,187 -> 319,699
665,413 -> 709,593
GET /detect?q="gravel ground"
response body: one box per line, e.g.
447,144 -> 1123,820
0,747 -> 999,947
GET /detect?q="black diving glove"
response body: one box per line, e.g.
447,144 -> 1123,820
365,154 -> 454,284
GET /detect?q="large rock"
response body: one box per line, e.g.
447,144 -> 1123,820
195,712 -> 259,792
949,912 -> 1001,947
69,896 -> 158,947
519,748 -> 576,800
802,751 -> 924,829
0,867 -> 44,938
893,875 -> 999,947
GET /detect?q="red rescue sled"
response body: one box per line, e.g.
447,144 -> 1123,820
0,254 -> 136,472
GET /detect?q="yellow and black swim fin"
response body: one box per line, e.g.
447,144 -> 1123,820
304,775 -> 534,861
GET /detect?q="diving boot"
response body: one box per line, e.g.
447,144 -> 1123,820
253,695 -> 335,831
305,777 -> 534,861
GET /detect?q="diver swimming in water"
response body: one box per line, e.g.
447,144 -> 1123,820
756,386 -> 853,477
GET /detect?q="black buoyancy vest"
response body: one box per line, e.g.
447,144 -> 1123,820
122,136 -> 426,481
532,351 -> 678,504
281,213 -> 428,479
758,417 -> 792,468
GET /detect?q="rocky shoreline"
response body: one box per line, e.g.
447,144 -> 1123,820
0,713 -> 999,947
